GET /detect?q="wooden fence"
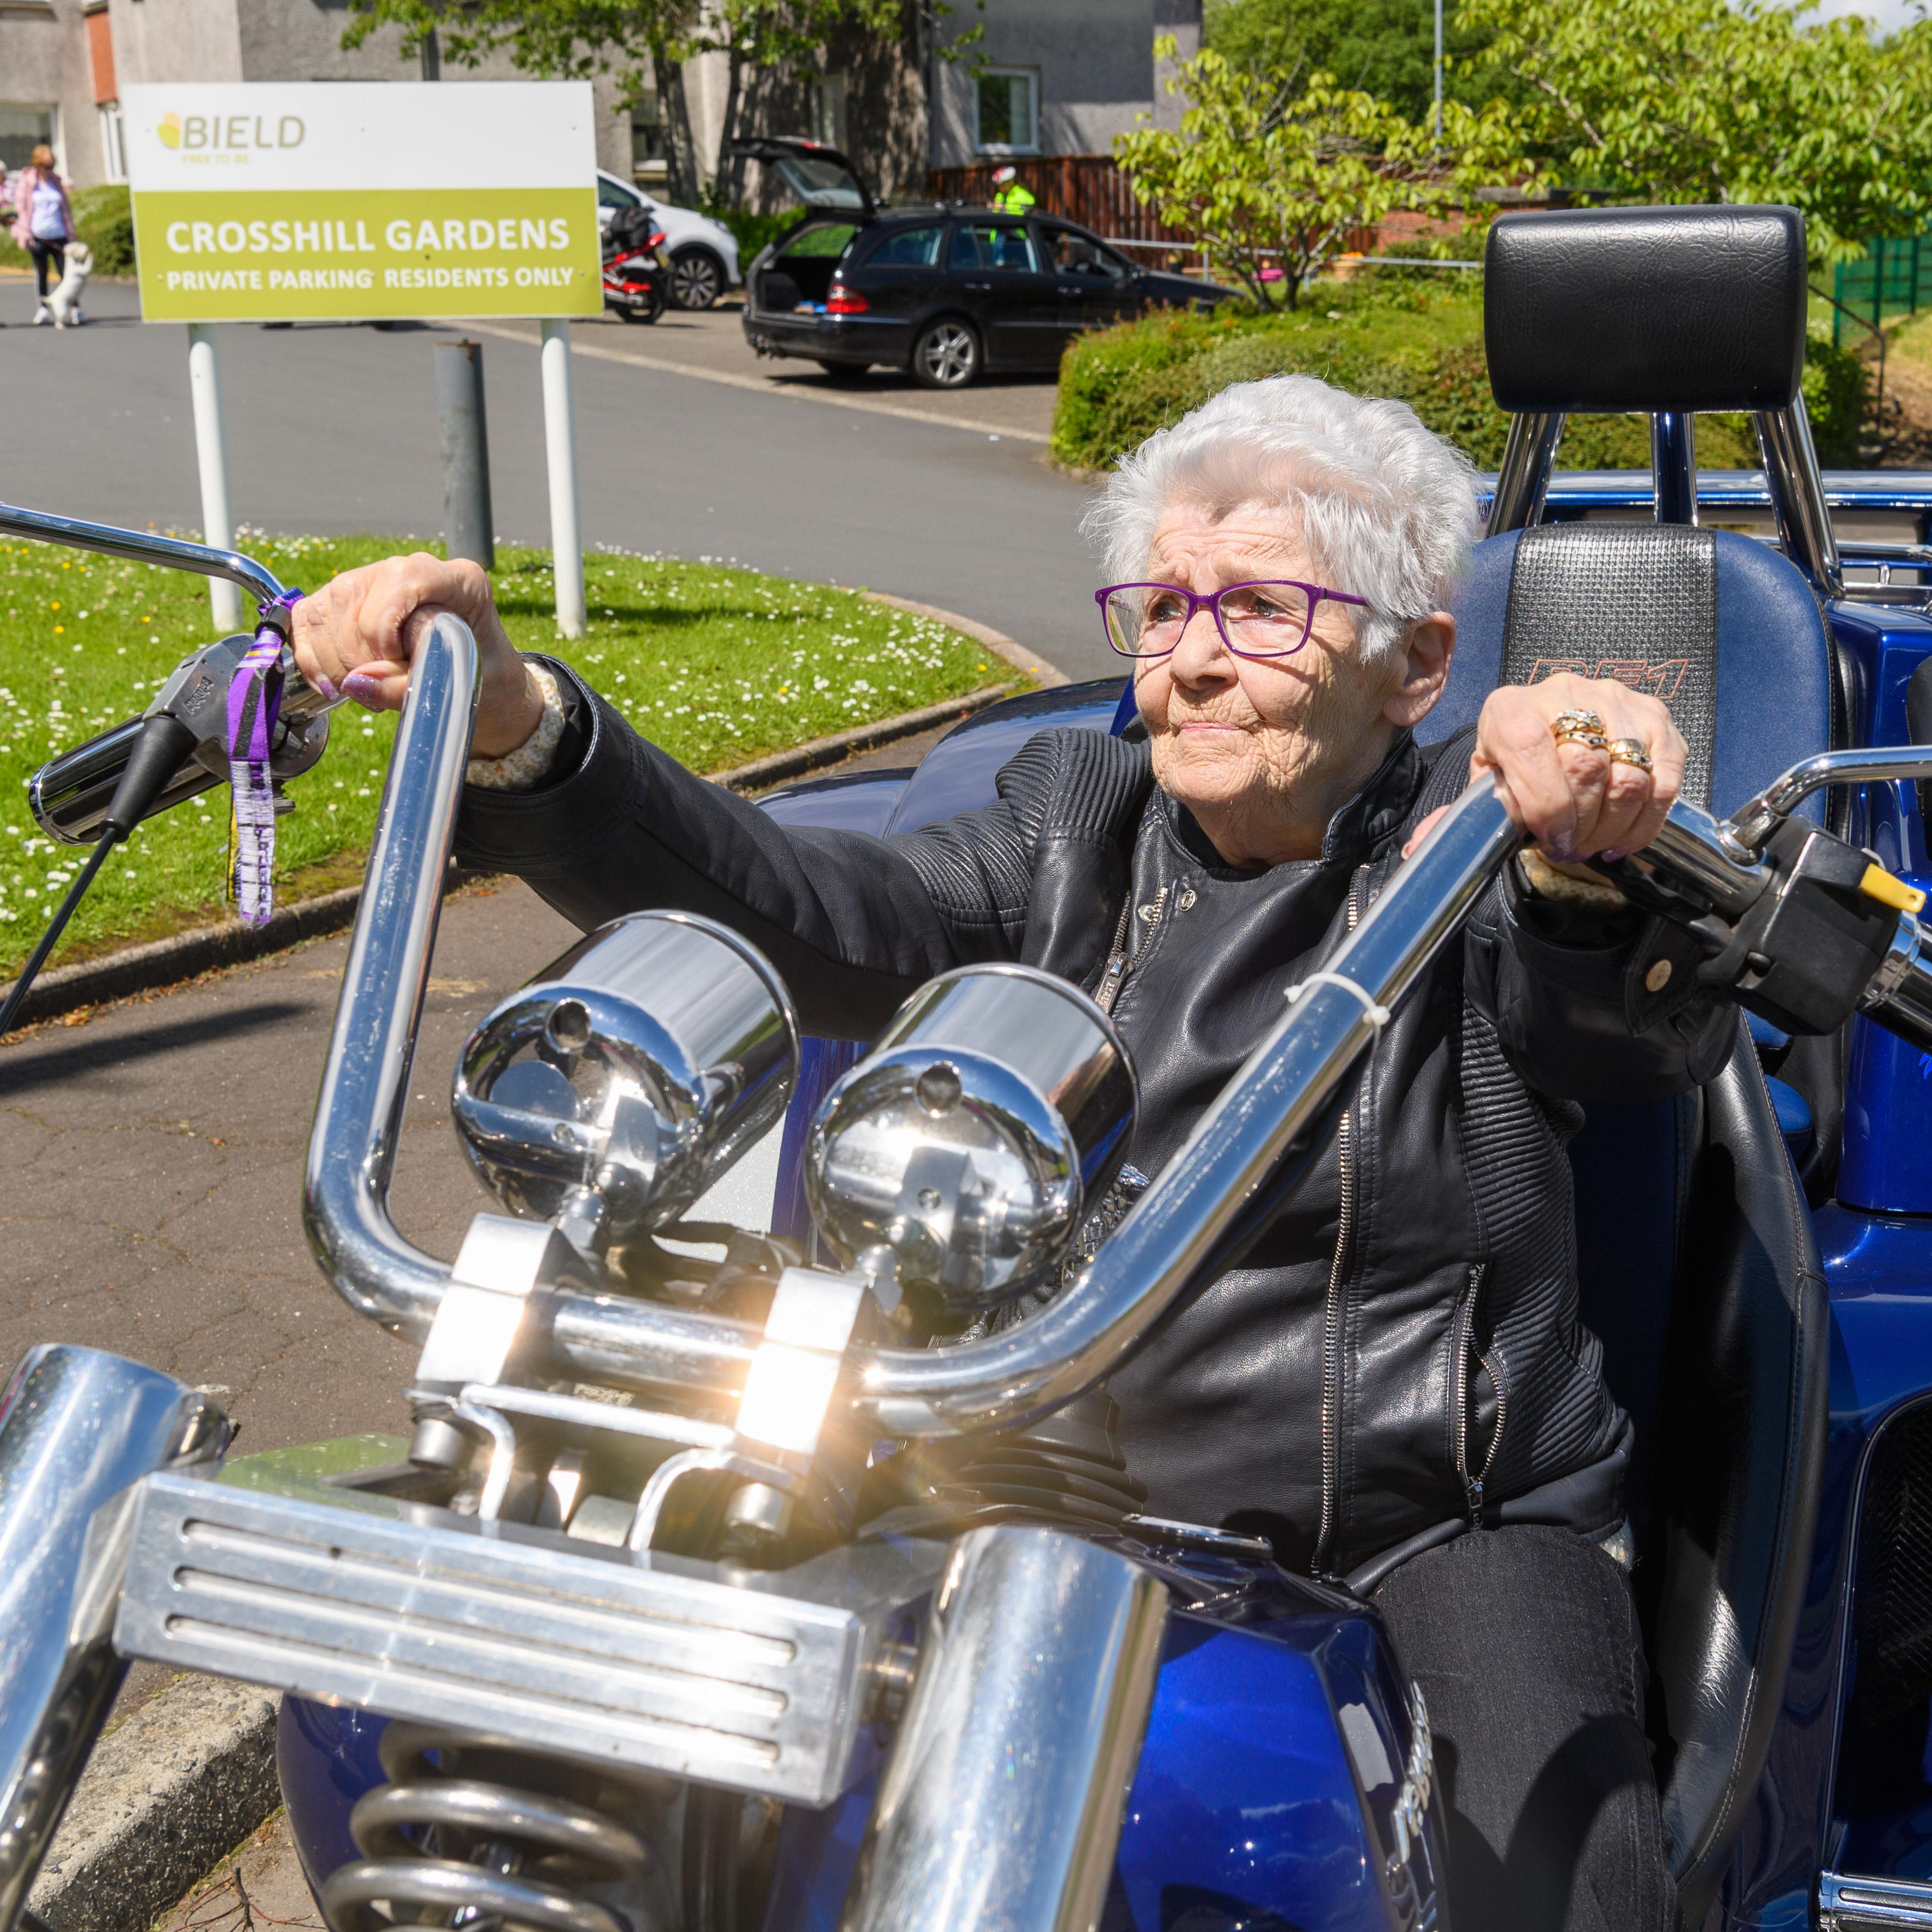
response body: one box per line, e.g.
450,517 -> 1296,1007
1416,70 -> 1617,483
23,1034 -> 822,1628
922,155 -> 1201,265
920,155 -> 1448,274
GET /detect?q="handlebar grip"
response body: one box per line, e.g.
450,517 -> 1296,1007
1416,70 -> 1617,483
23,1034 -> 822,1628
29,716 -> 220,846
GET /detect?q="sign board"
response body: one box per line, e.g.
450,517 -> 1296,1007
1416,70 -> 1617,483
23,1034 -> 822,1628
122,82 -> 601,323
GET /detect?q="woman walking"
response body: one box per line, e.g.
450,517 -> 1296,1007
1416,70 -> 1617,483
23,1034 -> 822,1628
12,146 -> 75,327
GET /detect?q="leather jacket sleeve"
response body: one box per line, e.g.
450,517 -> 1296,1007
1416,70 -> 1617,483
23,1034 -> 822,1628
1462,872 -> 1736,1102
451,662 -> 1056,1040
1407,715 -> 1735,1101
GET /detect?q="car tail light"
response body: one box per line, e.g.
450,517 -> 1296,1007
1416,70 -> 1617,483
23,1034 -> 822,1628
826,285 -> 869,316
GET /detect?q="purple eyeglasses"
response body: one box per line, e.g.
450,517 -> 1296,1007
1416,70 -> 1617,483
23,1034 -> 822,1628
1096,579 -> 1372,660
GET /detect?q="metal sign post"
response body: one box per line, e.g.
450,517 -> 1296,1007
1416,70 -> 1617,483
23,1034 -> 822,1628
185,323 -> 242,633
540,319 -> 586,640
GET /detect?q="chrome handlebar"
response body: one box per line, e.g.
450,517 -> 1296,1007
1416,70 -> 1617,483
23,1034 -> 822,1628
301,621 -> 1932,1436
301,626 -> 1525,1431
0,498 -> 291,612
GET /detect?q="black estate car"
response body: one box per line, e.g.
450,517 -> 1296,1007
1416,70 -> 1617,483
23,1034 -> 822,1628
733,137 -> 1232,389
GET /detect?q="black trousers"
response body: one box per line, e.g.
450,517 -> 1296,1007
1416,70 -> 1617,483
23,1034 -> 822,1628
29,240 -> 64,300
1372,1525 -> 1677,1932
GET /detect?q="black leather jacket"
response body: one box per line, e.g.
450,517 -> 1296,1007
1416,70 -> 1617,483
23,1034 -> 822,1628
456,664 -> 1735,1579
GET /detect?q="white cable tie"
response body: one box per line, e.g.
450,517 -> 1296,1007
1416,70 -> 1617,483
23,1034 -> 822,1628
1285,971 -> 1392,1028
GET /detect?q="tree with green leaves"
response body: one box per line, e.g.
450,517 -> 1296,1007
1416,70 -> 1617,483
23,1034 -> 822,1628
1458,0 -> 1932,261
341,0 -> 919,203
1204,0 -> 1520,128
1114,38 -> 1531,310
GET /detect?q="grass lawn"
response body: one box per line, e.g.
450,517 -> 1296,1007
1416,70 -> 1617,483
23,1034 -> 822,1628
0,533 -> 1009,976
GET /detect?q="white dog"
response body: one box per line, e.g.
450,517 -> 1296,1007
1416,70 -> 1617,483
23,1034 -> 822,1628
47,241 -> 91,328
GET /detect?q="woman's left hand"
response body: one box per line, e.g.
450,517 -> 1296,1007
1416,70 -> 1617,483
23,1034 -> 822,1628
1468,673 -> 1687,863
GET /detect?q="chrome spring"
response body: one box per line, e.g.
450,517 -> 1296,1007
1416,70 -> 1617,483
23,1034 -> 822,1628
319,1724 -> 669,1932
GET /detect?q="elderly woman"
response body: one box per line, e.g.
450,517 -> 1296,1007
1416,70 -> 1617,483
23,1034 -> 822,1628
297,376 -> 1721,1932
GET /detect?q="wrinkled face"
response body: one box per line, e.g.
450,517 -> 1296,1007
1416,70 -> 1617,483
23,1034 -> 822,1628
1131,500 -> 1415,866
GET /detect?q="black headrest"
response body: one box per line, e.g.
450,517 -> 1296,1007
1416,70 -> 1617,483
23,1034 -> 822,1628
1484,205 -> 1808,414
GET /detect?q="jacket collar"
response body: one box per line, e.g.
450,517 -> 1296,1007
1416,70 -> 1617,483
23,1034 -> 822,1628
1161,729 -> 1424,874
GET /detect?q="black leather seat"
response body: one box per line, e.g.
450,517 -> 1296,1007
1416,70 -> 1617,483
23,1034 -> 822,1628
1427,203 -> 1835,1921
1434,524 -> 1830,1920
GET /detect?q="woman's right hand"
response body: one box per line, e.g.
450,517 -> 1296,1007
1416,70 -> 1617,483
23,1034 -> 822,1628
290,553 -> 546,759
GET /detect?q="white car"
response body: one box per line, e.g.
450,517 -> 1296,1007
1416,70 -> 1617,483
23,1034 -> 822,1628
596,170 -> 741,311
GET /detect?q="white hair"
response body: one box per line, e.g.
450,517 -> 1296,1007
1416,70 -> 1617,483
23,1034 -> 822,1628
1081,374 -> 1481,666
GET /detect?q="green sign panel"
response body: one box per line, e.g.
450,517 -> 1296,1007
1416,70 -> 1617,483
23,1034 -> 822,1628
133,187 -> 600,321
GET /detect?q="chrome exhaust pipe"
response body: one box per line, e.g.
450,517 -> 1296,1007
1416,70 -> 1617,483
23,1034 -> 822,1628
0,1347 -> 230,1928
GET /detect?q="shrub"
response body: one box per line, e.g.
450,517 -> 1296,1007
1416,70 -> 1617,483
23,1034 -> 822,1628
702,204 -> 797,264
0,182 -> 135,277
1050,278 -> 1871,475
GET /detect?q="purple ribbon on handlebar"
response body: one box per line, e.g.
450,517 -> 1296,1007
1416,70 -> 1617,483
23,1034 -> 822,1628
225,590 -> 301,927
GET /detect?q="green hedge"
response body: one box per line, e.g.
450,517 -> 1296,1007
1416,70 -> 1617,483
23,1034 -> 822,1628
0,182 -> 136,278
1050,277 -> 1870,474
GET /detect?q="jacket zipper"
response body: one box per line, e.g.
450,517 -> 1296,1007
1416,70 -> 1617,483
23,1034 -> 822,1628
1095,883 -> 1168,1017
1452,1263 -> 1508,1527
1312,866 -> 1368,1576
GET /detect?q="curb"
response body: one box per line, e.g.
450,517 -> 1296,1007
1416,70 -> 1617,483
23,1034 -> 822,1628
27,1675 -> 280,1932
0,678 -> 1024,1029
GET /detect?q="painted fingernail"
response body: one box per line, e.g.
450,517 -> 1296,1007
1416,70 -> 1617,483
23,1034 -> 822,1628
1549,839 -> 1576,863
1601,847 -> 1627,863
309,671 -> 339,704
341,671 -> 383,707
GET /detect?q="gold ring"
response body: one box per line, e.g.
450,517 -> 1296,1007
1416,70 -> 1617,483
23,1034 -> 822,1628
1553,725 -> 1609,753
1550,708 -> 1606,738
1605,738 -> 1654,772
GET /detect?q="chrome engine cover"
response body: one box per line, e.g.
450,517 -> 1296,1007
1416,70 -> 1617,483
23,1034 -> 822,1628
113,1458 -> 943,1807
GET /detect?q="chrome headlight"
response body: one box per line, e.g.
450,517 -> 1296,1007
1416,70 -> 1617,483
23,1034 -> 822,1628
804,965 -> 1136,1315
452,911 -> 799,1248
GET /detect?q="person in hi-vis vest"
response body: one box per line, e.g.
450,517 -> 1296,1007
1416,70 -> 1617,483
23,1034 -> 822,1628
990,165 -> 1036,215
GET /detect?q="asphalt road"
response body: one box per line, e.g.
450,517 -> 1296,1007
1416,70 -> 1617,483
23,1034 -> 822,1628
0,277 -> 1120,681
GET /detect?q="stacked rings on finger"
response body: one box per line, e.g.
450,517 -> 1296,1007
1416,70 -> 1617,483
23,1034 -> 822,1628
1605,738 -> 1654,772
1550,708 -> 1608,752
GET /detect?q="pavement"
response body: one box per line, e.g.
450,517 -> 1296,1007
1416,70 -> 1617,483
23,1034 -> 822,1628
0,278 -> 1119,683
156,1813 -> 322,1932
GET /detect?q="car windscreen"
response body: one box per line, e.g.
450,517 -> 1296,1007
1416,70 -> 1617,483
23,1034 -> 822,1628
860,225 -> 943,268
597,175 -> 641,211
947,223 -> 1039,273
768,154 -> 866,211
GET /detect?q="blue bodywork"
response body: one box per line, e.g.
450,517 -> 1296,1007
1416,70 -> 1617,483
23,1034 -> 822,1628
280,1543 -> 1448,1932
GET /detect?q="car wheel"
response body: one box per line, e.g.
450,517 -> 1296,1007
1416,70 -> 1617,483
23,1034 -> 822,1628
911,318 -> 981,390
817,360 -> 871,381
670,248 -> 725,310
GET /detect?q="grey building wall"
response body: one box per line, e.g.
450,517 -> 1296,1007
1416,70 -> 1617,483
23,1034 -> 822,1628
927,0 -> 1199,167
0,0 -> 113,186
224,0 -> 633,174
104,0 -> 241,88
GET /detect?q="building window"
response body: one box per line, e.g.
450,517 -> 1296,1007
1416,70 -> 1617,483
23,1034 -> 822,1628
630,92 -> 668,185
0,106 -> 56,174
974,69 -> 1038,154
809,73 -> 849,151
97,101 -> 125,180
